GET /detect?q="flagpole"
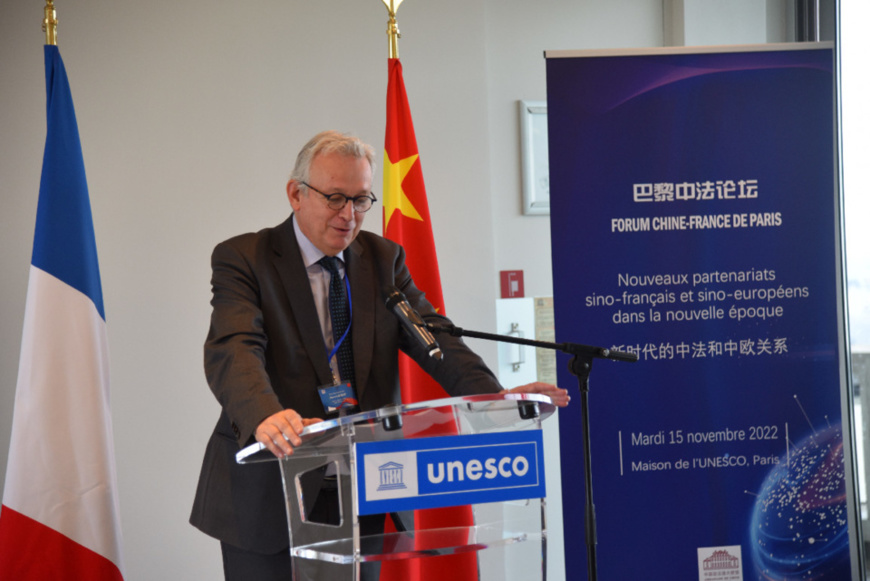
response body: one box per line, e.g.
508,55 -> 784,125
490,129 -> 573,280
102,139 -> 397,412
43,0 -> 57,46
382,0 -> 404,58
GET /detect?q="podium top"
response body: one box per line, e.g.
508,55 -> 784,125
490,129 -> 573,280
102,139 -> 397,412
236,392 -> 555,464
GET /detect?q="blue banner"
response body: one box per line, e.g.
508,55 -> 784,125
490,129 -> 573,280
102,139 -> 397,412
355,431 -> 546,516
546,45 -> 856,580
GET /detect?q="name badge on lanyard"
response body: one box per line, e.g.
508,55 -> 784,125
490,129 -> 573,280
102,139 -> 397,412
319,273 -> 358,415
318,381 -> 358,415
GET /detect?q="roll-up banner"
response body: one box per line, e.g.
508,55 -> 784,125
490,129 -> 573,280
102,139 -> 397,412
546,44 -> 862,580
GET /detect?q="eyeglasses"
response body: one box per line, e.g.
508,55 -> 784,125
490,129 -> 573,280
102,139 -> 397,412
301,182 -> 378,213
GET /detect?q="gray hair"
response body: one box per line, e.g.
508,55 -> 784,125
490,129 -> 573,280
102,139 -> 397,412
289,130 -> 377,185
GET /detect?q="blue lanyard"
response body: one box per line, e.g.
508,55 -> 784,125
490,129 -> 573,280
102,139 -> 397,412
327,274 -> 352,364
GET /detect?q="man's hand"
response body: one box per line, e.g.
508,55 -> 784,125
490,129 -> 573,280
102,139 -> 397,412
503,382 -> 570,407
255,409 -> 323,459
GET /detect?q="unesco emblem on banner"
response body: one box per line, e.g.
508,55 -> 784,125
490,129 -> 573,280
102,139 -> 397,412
697,546 -> 743,581
376,461 -> 406,491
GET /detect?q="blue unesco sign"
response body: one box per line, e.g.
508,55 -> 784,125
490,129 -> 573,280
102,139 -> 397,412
355,431 -> 546,516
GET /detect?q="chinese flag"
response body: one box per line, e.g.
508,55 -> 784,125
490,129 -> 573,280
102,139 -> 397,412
381,58 -> 477,581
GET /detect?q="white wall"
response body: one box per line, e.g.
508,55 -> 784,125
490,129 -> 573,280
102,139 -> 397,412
665,0 -> 790,46
0,1 -> 784,578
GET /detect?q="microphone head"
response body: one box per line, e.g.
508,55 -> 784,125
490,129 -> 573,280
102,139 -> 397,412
384,287 -> 406,310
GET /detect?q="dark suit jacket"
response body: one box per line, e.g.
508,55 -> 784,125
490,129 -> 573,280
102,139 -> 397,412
189,215 -> 502,553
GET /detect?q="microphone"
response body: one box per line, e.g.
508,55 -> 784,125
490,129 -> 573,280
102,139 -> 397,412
384,287 -> 443,360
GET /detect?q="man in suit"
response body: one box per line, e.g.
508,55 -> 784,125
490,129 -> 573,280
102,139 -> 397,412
190,131 -> 568,580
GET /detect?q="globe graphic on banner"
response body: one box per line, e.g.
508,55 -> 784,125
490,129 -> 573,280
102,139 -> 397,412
748,423 -> 851,580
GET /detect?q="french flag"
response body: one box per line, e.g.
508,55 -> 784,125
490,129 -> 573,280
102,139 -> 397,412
0,46 -> 125,580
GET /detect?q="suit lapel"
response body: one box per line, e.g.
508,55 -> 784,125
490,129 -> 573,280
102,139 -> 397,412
271,216 -> 335,386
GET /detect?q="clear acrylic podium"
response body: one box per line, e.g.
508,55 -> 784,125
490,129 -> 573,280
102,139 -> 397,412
236,392 -> 555,581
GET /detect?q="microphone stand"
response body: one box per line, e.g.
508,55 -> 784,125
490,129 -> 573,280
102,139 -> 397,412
427,322 -> 637,581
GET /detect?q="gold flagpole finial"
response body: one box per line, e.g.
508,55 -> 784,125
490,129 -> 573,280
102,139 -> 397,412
382,0 -> 404,59
43,0 -> 58,46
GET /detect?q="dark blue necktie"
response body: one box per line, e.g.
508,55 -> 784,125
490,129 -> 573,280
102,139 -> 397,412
319,256 -> 355,387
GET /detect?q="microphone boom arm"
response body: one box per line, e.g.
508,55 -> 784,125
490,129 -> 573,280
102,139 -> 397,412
426,322 -> 638,363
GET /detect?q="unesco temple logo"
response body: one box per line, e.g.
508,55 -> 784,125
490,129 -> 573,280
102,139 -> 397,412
376,461 -> 406,491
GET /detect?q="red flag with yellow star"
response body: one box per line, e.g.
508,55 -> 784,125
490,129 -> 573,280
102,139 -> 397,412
383,57 -> 449,403
382,57 -> 477,581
